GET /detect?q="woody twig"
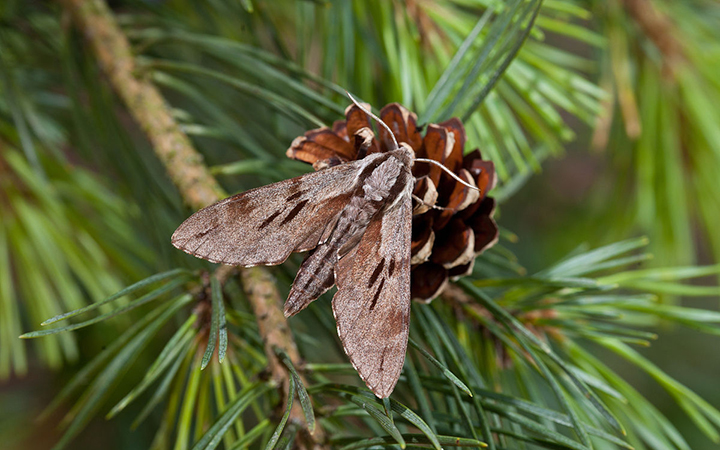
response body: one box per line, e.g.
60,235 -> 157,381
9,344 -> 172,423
57,0 -> 323,446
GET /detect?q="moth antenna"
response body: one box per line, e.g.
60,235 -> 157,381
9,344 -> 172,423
414,158 -> 481,192
346,91 -> 399,150
412,194 -> 455,211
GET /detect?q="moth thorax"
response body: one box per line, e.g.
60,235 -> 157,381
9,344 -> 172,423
362,158 -> 404,202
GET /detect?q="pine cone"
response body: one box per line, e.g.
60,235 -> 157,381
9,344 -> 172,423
287,102 -> 498,302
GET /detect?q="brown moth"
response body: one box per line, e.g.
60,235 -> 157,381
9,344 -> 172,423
172,95 -> 477,398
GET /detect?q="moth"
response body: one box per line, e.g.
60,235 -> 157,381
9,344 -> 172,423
172,95 -> 477,398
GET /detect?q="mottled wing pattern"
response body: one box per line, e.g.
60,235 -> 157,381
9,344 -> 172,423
172,158 -> 372,266
332,196 -> 412,398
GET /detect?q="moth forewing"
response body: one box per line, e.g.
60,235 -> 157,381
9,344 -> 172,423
333,188 -> 413,398
171,154 -> 383,267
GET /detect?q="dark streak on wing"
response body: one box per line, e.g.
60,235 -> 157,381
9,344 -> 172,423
369,278 -> 385,311
368,258 -> 385,287
388,259 -> 396,277
193,227 -> 216,240
281,199 -> 309,225
259,210 -> 282,230
286,190 -> 305,202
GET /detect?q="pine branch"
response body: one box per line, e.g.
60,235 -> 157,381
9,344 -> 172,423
58,0 -> 224,209
57,0 -> 324,445
239,267 -> 327,449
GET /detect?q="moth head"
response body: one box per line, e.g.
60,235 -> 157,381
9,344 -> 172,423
398,142 -> 415,166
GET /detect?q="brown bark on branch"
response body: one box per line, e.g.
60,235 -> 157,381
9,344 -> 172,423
58,0 -> 224,211
58,0 -> 323,446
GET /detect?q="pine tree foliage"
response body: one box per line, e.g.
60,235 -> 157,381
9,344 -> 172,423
588,0 -> 720,266
2,0 -> 720,449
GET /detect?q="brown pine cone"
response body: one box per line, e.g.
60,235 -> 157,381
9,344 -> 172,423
286,102 -> 498,302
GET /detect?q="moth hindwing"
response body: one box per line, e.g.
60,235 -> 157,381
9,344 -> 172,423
173,139 -> 416,398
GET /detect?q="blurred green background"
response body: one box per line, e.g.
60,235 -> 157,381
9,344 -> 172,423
1,0 -> 720,449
